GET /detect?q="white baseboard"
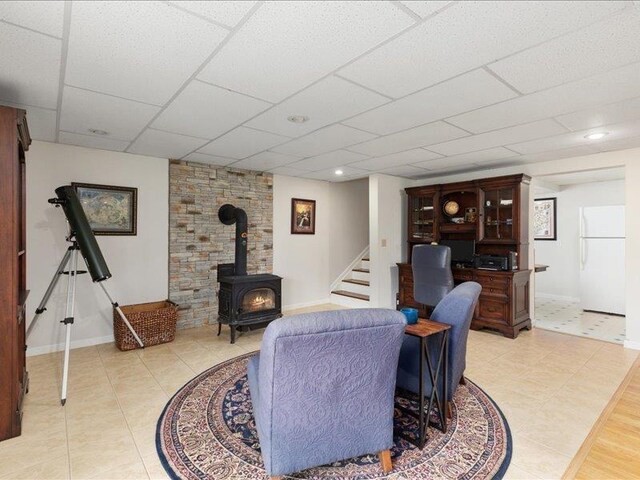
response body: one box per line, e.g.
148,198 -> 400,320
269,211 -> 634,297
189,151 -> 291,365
282,298 -> 333,312
27,334 -> 115,357
624,340 -> 640,351
536,293 -> 580,303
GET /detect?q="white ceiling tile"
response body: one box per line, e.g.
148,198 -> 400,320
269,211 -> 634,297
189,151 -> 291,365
197,1 -> 414,102
59,131 -> 130,152
197,127 -> 290,159
66,1 -> 228,105
427,119 -> 568,156
4,103 -> 57,142
271,124 -> 376,157
245,76 -> 389,137
508,119 -> 640,154
555,97 -> 640,131
399,1 -> 453,18
339,1 -> 627,98
230,151 -> 299,171
349,148 -> 441,170
300,165 -> 369,182
343,69 -> 517,135
515,145 -> 600,163
378,164 -> 431,179
182,152 -> 236,166
167,1 -> 256,28
290,150 -> 369,171
348,121 -> 468,157
0,23 -> 60,108
128,129 -> 208,158
60,86 -> 160,141
539,168 -> 625,186
596,134 -> 640,152
475,158 -> 524,169
0,1 -> 64,37
412,157 -> 481,171
412,147 -> 515,169
448,62 -> 640,134
151,81 -> 271,139
268,165 -> 310,177
489,9 -> 640,94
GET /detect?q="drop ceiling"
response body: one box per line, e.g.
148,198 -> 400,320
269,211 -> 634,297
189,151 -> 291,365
2,1 -> 640,182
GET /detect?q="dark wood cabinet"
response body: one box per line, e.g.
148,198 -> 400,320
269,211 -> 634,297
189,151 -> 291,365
0,105 -> 31,442
399,174 -> 532,338
397,264 -> 531,338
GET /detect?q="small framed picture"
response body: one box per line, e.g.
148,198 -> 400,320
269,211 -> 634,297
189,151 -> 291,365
533,197 -> 557,241
464,207 -> 478,223
72,182 -> 137,236
291,198 -> 316,234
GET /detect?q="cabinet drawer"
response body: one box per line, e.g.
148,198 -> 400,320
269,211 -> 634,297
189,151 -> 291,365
454,271 -> 474,282
481,284 -> 509,298
477,297 -> 509,324
475,272 -> 510,288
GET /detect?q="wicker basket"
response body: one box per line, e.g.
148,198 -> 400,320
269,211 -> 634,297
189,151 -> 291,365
114,300 -> 178,351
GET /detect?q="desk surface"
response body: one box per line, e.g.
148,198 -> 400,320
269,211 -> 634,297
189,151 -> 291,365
405,318 -> 451,338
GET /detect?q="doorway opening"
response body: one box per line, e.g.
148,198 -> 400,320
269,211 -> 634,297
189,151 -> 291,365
532,167 -> 626,344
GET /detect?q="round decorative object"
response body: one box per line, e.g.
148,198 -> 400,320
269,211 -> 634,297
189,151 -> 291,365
157,352 -> 512,480
443,200 -> 460,216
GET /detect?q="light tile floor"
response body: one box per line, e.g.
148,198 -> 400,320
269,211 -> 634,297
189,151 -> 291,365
535,297 -> 626,344
1,304 -> 637,480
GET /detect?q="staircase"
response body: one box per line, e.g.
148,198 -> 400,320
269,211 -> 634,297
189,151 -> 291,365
330,254 -> 370,307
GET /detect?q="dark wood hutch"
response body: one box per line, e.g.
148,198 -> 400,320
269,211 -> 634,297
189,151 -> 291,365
0,106 -> 30,441
397,173 -> 532,338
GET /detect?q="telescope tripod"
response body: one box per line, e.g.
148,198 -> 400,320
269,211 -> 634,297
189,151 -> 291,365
27,239 -> 144,405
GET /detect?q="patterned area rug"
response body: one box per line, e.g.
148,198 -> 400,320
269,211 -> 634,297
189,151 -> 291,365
157,352 -> 511,479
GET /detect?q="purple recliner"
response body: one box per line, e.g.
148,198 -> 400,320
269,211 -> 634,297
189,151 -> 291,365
247,308 -> 406,478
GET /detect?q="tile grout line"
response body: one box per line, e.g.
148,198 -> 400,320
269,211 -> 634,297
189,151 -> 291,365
96,346 -> 152,480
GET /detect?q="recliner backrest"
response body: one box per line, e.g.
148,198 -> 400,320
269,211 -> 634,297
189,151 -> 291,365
412,244 -> 454,307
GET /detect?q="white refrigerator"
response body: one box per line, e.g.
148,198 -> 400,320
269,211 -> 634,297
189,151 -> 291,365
579,206 -> 625,315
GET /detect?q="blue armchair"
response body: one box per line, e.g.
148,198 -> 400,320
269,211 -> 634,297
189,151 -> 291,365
247,308 -> 406,479
396,282 -> 481,412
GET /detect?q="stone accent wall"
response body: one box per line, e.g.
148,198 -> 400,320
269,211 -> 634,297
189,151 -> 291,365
169,160 -> 273,329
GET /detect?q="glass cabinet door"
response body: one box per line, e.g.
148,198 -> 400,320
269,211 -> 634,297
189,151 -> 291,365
410,194 -> 436,242
481,186 -> 515,242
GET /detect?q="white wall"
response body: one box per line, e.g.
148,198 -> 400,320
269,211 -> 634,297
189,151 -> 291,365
272,175 -> 369,309
404,147 -> 640,350
369,174 -> 411,309
328,178 -> 369,281
534,180 -> 625,301
26,142 -> 169,355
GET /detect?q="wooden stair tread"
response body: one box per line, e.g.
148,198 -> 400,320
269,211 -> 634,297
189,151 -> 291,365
343,279 -> 370,286
331,290 -> 370,301
352,268 -> 370,273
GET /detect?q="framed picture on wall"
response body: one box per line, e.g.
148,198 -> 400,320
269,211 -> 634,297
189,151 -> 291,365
291,198 -> 316,234
533,197 -> 557,241
72,182 -> 138,236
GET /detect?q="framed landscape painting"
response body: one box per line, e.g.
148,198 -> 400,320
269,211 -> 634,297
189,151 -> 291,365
72,182 -> 137,236
291,198 -> 316,234
533,197 -> 557,241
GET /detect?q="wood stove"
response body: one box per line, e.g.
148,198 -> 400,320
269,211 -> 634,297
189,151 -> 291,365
216,204 -> 282,343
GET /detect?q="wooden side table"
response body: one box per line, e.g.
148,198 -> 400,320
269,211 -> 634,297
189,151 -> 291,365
402,318 -> 451,449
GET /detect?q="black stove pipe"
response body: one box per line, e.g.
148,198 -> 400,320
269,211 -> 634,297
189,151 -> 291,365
218,204 -> 248,276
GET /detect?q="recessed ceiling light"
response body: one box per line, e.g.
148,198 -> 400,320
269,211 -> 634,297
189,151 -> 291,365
88,128 -> 109,136
287,115 -> 309,124
584,132 -> 609,140
335,169 -> 344,175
